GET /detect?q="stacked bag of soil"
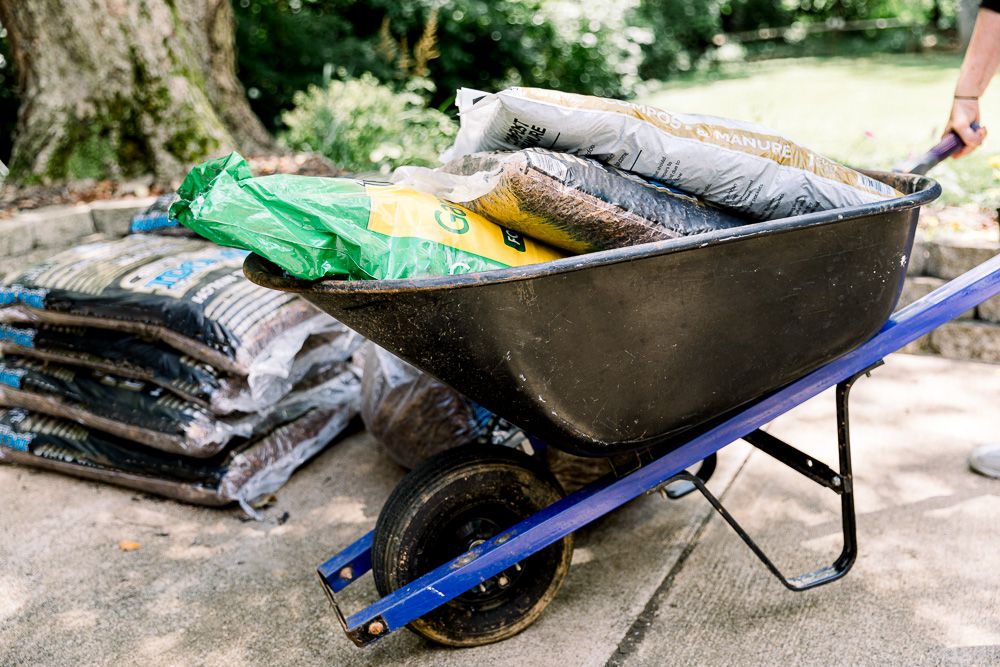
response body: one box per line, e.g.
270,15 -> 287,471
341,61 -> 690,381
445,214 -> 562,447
0,234 -> 363,509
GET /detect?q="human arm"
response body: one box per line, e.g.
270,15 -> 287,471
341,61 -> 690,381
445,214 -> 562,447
946,5 -> 1000,157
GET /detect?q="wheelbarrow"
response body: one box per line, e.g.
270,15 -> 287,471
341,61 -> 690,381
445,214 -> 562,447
243,131 -> 1000,648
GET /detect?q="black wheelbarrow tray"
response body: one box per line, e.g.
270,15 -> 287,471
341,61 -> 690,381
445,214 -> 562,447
244,169 -> 1000,648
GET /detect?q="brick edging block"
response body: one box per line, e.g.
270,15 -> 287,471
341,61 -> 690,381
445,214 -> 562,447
0,198 -> 155,258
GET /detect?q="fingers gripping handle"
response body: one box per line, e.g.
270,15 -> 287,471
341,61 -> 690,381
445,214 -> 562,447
897,122 -> 981,175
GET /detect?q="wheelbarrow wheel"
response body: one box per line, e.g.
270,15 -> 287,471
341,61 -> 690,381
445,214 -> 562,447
371,444 -> 573,647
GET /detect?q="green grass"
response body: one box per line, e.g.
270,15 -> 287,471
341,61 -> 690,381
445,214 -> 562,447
637,54 -> 1000,208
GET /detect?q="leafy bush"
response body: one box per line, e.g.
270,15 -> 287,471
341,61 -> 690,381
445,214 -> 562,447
632,0 -> 722,77
633,0 -> 950,79
234,0 -> 647,130
280,74 -> 457,173
533,1 -> 649,97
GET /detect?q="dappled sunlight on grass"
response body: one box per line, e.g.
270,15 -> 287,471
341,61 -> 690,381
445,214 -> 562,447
639,54 -> 1000,208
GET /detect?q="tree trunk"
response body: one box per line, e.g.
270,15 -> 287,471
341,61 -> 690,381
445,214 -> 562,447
0,0 -> 278,186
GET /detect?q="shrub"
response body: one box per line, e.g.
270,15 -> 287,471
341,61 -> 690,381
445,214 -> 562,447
234,0 -> 647,130
280,74 -> 457,174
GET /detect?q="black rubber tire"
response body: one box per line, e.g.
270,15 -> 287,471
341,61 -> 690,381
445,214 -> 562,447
371,444 -> 573,647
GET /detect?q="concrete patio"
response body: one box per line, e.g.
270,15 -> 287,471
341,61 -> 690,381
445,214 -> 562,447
2,352 -> 998,666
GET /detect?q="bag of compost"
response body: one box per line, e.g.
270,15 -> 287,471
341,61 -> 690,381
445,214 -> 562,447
360,343 -> 492,469
0,403 -> 359,508
444,87 -> 901,220
0,321 -> 362,414
393,148 -> 748,253
0,234 -> 335,378
0,357 -> 359,457
170,152 -> 566,281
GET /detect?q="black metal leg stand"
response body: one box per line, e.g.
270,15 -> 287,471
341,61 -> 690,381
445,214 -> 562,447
666,366 -> 879,591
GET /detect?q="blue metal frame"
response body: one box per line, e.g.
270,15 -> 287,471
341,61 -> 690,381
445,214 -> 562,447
318,253 -> 1000,647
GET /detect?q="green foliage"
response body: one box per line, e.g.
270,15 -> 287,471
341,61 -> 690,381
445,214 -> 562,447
633,0 -> 723,77
234,0 -> 646,131
634,0 -> 951,79
280,74 -> 457,173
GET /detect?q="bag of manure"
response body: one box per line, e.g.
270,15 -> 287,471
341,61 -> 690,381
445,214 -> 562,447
444,87 -> 900,221
0,357 -> 359,457
0,403 -> 359,509
170,152 -> 565,281
360,343 -> 493,469
393,148 -> 747,253
0,234 -> 337,380
0,321 -> 362,414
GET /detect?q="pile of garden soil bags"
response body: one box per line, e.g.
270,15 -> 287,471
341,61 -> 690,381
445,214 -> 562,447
0,233 -> 363,510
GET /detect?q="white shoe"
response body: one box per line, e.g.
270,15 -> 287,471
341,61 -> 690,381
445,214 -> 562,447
969,443 -> 1000,479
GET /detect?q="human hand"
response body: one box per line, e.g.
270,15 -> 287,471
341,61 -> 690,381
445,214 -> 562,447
945,97 -> 987,158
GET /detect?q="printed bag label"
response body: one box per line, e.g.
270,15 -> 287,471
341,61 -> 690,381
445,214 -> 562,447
365,184 -> 563,267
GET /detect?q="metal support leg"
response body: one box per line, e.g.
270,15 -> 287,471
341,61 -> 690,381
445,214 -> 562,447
669,370 -> 869,591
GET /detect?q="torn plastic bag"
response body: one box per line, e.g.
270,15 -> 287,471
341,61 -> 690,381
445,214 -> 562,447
360,343 -> 492,469
0,321 -> 362,414
0,357 -> 359,457
360,344 -> 613,488
170,152 -> 565,281
393,148 -> 748,253
444,87 -> 900,220
0,404 -> 359,507
0,234 -> 335,379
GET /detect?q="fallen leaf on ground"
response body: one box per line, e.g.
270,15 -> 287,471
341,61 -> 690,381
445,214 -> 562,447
118,540 -> 141,552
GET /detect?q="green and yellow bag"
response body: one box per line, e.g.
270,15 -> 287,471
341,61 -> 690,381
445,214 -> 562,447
171,153 -> 565,281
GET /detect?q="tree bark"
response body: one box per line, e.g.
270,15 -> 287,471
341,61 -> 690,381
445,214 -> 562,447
0,0 -> 278,186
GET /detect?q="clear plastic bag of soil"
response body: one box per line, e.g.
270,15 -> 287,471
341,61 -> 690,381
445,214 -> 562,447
0,234 -> 336,381
360,343 -> 493,469
0,356 -> 359,457
0,402 -> 360,508
393,148 -> 748,253
0,321 -> 362,414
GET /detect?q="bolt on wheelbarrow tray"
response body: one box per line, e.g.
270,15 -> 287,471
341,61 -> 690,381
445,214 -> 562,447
244,167 -> 1000,648
245,170 -> 935,459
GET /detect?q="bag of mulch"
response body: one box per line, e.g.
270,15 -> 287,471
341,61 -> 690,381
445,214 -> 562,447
0,234 -> 336,380
170,152 -> 565,281
444,87 -> 901,220
0,403 -> 359,509
0,356 -> 359,457
360,343 -> 493,469
0,321 -> 362,414
394,148 -> 748,253
128,193 -> 193,236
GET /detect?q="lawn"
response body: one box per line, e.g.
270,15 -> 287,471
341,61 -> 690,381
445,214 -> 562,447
638,53 -> 1000,208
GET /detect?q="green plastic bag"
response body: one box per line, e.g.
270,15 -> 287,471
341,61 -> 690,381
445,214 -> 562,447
171,152 -> 565,281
